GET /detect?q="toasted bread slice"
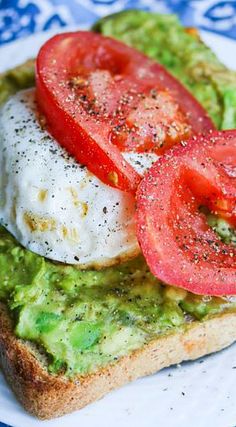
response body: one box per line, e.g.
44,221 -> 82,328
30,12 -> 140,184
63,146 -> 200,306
0,302 -> 235,420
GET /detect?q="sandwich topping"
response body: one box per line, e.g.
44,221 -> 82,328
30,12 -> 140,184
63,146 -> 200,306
137,130 -> 236,296
0,11 -> 235,376
36,31 -> 214,193
0,89 -> 139,267
0,226 -> 235,376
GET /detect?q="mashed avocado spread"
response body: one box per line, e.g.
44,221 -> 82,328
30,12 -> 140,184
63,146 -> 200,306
0,226 -> 235,375
0,11 -> 236,377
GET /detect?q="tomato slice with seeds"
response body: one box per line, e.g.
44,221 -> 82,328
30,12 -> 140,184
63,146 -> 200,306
136,130 -> 236,296
36,31 -> 214,192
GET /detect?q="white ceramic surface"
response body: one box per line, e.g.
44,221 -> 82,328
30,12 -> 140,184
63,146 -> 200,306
0,28 -> 235,427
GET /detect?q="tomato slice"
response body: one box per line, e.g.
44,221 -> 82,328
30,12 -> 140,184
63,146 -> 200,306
136,130 -> 236,296
36,31 -> 214,192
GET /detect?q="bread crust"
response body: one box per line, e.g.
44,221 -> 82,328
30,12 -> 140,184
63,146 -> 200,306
0,302 -> 236,420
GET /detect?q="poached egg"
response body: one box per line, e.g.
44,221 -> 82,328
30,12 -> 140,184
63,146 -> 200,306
0,89 -> 158,267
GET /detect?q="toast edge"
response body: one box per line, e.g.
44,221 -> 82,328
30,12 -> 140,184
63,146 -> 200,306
0,302 -> 236,420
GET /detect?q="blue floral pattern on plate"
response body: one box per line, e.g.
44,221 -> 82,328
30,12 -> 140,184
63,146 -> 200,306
167,0 -> 236,39
1,0 -> 236,45
0,1 -> 235,426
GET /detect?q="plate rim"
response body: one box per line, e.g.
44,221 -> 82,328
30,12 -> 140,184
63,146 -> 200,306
1,25 -> 236,73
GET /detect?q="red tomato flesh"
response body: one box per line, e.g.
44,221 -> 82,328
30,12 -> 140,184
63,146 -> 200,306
136,130 -> 236,296
36,31 -> 214,192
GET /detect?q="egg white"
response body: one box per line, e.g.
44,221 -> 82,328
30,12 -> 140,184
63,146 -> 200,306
0,89 -> 144,267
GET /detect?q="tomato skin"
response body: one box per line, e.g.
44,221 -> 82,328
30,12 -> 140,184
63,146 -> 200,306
136,130 -> 236,296
36,31 -> 214,192
36,62 -> 140,193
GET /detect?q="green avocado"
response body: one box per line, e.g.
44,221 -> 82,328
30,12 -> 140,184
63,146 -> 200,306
0,11 -> 235,377
93,10 -> 236,129
0,226 -> 235,375
0,59 -> 35,105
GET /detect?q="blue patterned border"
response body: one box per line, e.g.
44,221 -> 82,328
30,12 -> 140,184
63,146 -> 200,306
1,0 -> 236,46
168,0 -> 236,39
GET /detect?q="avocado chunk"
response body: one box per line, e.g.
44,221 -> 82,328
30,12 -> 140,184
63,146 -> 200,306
0,59 -> 35,105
